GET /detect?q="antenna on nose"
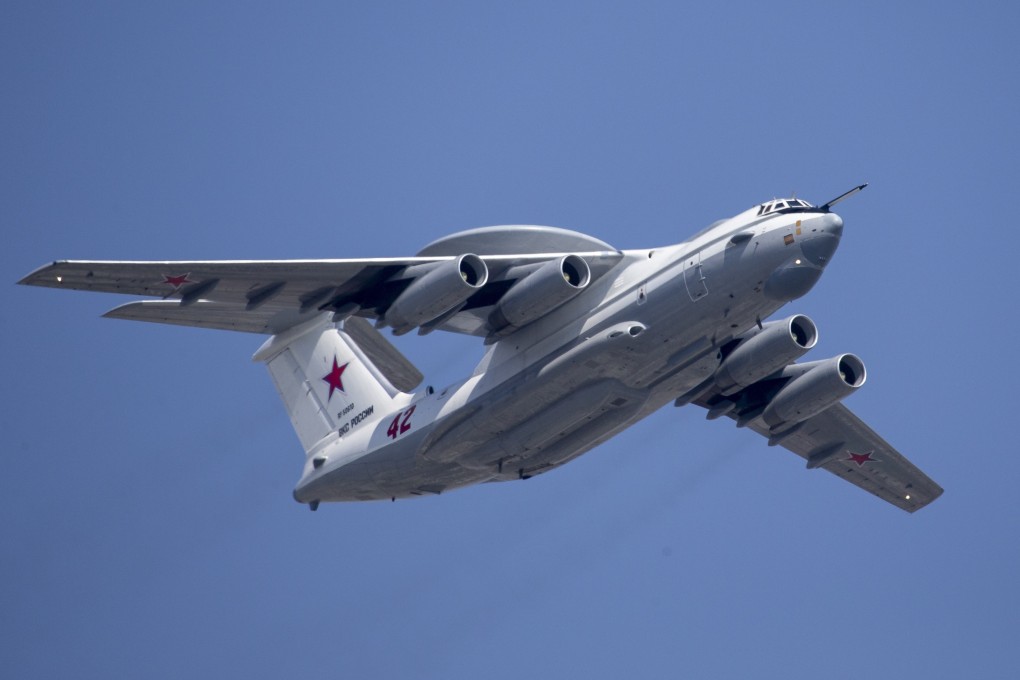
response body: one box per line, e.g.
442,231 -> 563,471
819,183 -> 868,212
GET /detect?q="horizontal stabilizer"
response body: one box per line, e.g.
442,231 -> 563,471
342,316 -> 423,392
104,299 -> 310,334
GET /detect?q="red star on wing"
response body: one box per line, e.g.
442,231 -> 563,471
162,273 -> 194,289
322,357 -> 348,401
846,450 -> 879,467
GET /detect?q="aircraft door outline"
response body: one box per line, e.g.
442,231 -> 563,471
683,251 -> 709,301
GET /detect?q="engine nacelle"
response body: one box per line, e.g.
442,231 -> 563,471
762,354 -> 866,428
385,254 -> 488,331
490,255 -> 591,331
714,315 -> 818,395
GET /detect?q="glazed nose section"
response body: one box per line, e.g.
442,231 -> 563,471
800,212 -> 843,266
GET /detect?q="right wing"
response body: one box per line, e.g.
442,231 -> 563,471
19,257 -> 422,334
19,226 -> 623,337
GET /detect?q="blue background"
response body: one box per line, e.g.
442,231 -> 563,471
3,2 -> 1018,678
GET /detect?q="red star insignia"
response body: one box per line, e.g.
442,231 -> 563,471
322,357 -> 348,401
162,273 -> 194,289
847,450 -> 879,467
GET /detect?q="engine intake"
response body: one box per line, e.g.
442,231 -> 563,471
490,255 -> 591,332
762,353 -> 866,428
385,254 -> 488,331
714,315 -> 818,395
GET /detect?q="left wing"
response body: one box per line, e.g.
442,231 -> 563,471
693,394 -> 943,513
18,226 -> 623,337
744,403 -> 942,512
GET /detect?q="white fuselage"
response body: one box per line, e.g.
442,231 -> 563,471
294,208 -> 844,502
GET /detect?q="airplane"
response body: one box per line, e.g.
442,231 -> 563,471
18,184 -> 943,512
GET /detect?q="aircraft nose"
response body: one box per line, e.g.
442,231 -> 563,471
822,212 -> 844,237
799,212 -> 843,266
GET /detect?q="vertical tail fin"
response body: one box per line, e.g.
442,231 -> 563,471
253,314 -> 406,454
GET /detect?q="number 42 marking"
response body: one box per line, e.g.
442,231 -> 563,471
386,405 -> 416,439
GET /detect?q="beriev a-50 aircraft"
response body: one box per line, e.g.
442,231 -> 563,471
19,185 -> 943,512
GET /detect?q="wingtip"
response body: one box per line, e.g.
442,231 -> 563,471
903,484 -> 944,513
17,261 -> 66,287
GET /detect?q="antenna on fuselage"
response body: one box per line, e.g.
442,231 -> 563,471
819,183 -> 868,212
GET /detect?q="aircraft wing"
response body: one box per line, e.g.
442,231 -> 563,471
19,257 -> 425,334
694,400 -> 943,513
19,226 -> 623,337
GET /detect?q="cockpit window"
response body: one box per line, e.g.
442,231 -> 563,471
757,197 -> 815,216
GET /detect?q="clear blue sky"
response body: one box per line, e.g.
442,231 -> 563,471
3,2 -> 1018,678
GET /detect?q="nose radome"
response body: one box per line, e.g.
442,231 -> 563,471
823,212 -> 844,237
800,213 -> 843,266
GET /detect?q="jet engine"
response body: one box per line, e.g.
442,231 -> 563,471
761,354 -> 866,428
385,254 -> 488,331
490,255 -> 591,332
714,315 -> 818,395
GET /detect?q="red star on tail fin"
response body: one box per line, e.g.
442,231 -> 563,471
322,357 -> 348,401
